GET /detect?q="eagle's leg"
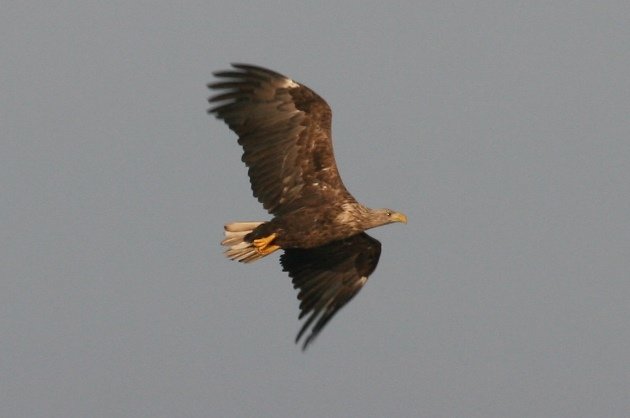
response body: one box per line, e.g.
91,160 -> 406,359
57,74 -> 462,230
253,233 -> 280,256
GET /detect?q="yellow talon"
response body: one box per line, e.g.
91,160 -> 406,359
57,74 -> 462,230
252,233 -> 280,255
253,233 -> 276,248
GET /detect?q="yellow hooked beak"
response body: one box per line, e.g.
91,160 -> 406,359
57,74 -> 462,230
391,212 -> 408,224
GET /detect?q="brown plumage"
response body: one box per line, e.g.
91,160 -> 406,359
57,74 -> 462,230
208,64 -> 406,349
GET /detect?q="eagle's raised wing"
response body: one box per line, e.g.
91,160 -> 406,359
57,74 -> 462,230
209,64 -> 352,215
280,232 -> 382,350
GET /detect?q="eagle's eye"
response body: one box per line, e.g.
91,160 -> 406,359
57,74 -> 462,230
385,211 -> 392,217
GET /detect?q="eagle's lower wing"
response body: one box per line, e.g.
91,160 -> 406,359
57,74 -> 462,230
209,64 -> 352,215
280,233 -> 382,350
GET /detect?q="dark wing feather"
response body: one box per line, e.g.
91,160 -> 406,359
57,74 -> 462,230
280,233 -> 382,350
209,64 -> 352,215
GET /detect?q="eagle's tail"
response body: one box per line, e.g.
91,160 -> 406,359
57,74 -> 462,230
221,221 -> 266,263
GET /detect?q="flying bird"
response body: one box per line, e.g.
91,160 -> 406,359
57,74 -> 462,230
208,64 -> 407,350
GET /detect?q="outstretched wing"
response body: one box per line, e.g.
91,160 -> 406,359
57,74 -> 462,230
280,233 -> 382,350
208,64 -> 352,215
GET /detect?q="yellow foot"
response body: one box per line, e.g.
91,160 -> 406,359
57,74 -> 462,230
252,233 -> 280,256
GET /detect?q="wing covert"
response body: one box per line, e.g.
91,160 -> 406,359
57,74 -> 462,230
209,64 -> 351,214
280,232 -> 382,350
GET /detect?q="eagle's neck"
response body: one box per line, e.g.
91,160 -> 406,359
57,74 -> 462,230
337,203 -> 382,231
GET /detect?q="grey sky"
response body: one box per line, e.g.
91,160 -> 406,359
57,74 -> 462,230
2,2 -> 629,417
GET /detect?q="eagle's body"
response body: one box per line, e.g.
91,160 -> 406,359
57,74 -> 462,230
208,64 -> 406,349
251,205 -> 356,248
250,201 -> 390,249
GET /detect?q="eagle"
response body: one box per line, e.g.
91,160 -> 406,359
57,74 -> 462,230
208,64 -> 407,350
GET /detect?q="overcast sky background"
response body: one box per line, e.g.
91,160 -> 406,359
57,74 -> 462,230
2,2 -> 629,417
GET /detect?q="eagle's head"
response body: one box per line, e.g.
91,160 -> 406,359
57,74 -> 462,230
357,207 -> 407,230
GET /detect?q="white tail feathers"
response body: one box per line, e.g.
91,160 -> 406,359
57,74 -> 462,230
221,221 -> 265,263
